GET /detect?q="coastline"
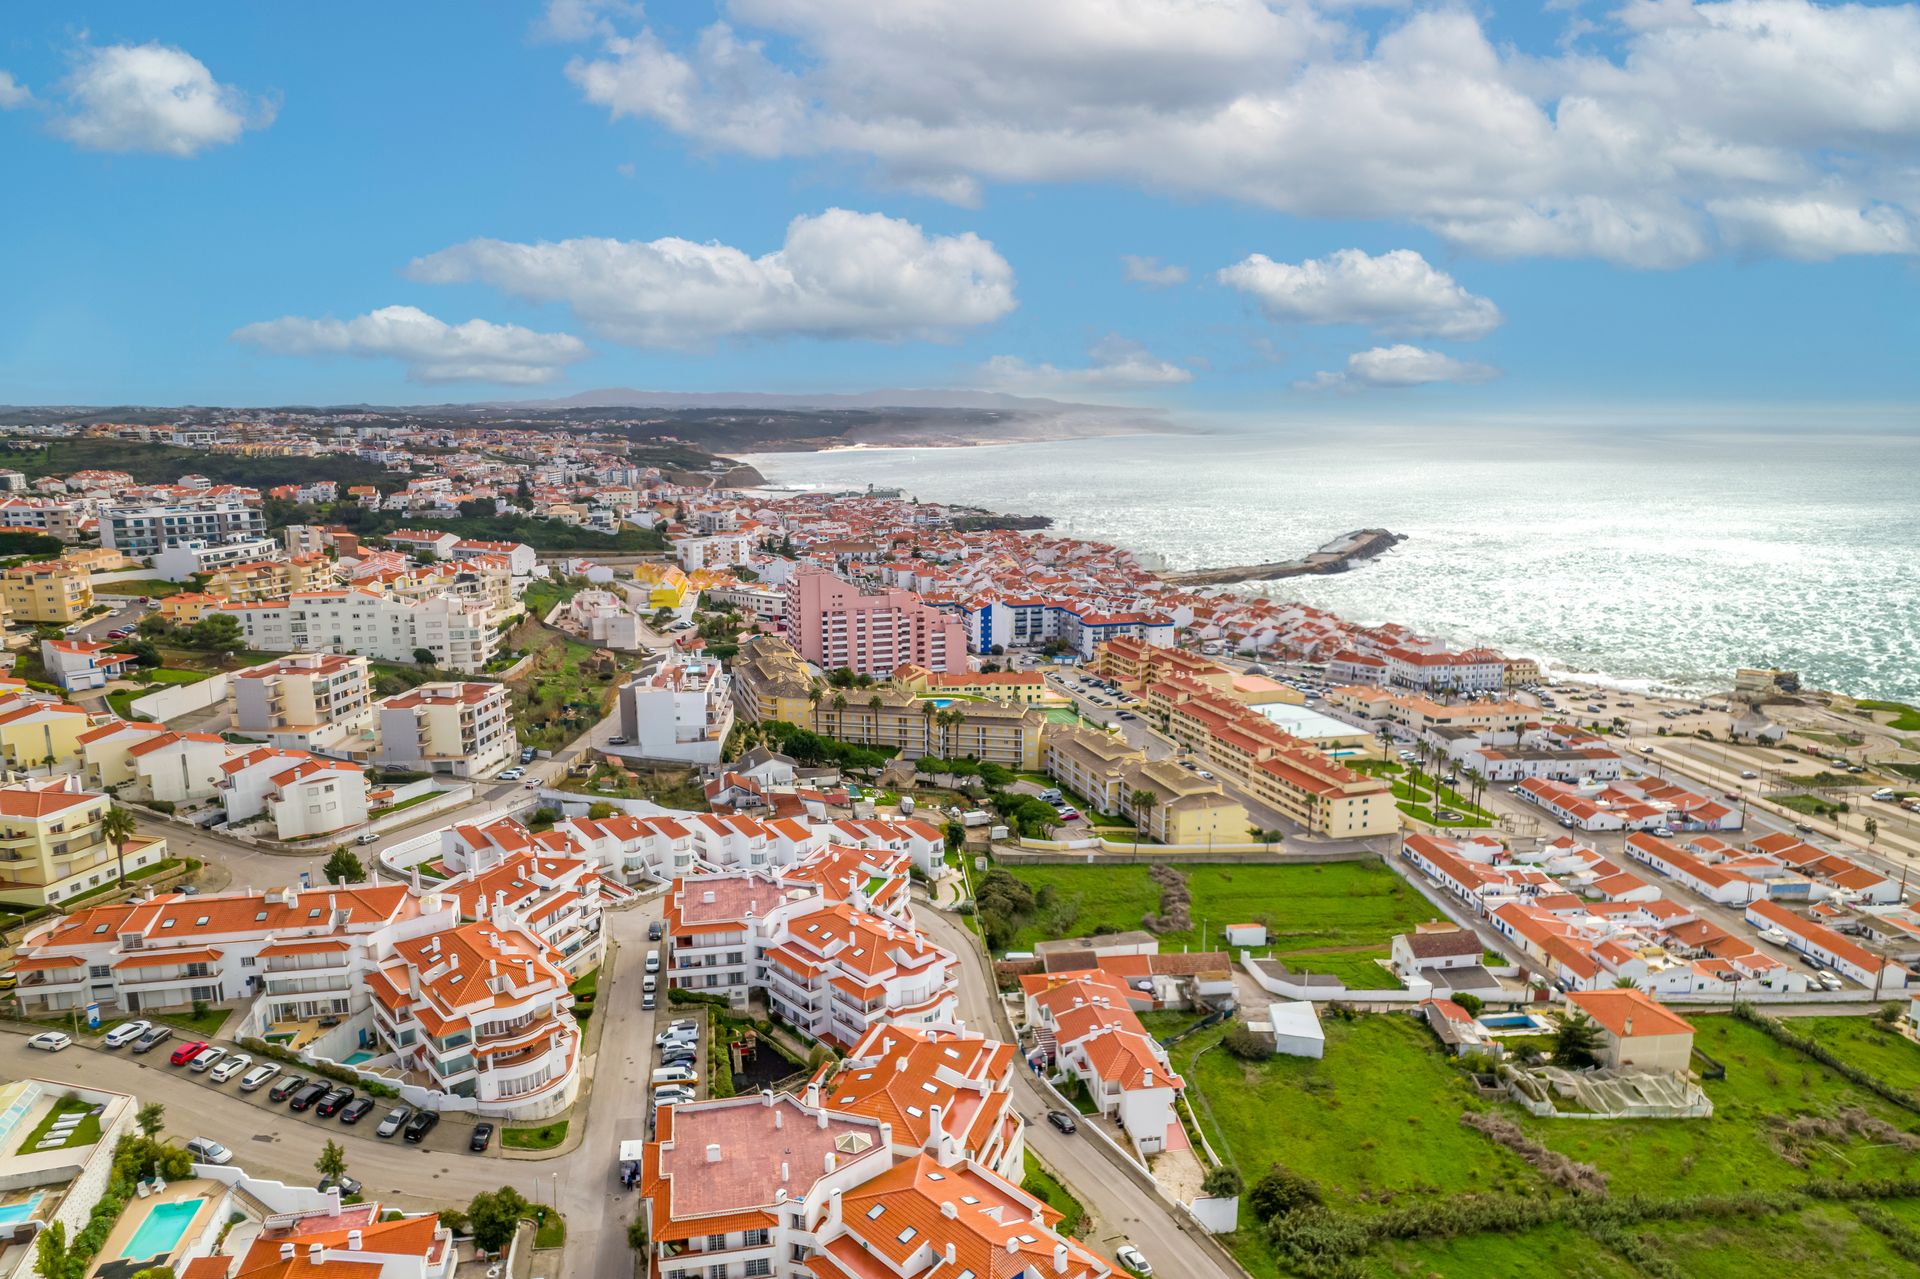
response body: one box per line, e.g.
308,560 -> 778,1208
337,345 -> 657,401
737,433 -> 1913,707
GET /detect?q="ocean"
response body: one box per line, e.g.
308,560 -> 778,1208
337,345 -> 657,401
740,421 -> 1920,702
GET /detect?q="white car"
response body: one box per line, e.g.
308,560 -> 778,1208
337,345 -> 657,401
103,1020 -> 152,1049
1817,971 -> 1844,992
239,1063 -> 282,1092
654,1086 -> 696,1106
26,1031 -> 71,1052
1116,1246 -> 1153,1276
208,1053 -> 252,1084
188,1045 -> 226,1073
185,1137 -> 233,1165
498,767 -> 525,781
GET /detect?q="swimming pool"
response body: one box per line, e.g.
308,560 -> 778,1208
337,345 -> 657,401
0,1193 -> 43,1225
342,1051 -> 375,1065
120,1198 -> 205,1260
1478,1014 -> 1544,1029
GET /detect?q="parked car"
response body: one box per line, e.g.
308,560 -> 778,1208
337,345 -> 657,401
209,1053 -> 252,1084
318,1174 -> 363,1196
647,920 -> 664,941
1115,1245 -> 1153,1276
314,1088 -> 354,1118
1046,1110 -> 1077,1134
26,1031 -> 71,1052
169,1040 -> 207,1067
1740,770 -> 1759,779
1653,826 -> 1675,839
375,1106 -> 412,1138
288,1082 -> 331,1112
469,1123 -> 494,1152
641,991 -> 656,1011
338,1097 -> 377,1124
269,1074 -> 310,1103
653,1087 -> 696,1106
608,735 -> 629,745
402,1111 -> 441,1143
646,951 -> 661,973
104,1020 -> 153,1049
657,1027 -> 696,1049
643,974 -> 658,993
1817,971 -> 1844,992
519,747 -> 537,763
498,767 -> 524,781
240,1063 -> 283,1092
188,1045 -> 226,1073
356,831 -> 380,845
185,1138 -> 233,1165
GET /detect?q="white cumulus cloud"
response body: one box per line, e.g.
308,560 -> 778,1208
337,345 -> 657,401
1121,255 -> 1189,288
52,42 -> 274,156
1297,344 -> 1498,392
0,72 -> 31,110
979,335 -> 1193,392
557,0 -> 1920,266
1218,248 -> 1502,341
233,306 -> 589,385
407,208 -> 1016,348
1705,196 -> 1916,260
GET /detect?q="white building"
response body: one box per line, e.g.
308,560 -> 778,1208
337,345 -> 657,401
152,536 -> 285,581
220,747 -> 372,840
101,497 -> 266,556
617,652 -> 735,764
375,681 -> 516,779
220,589 -> 501,673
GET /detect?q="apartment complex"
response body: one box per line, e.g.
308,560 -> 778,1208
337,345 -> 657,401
730,634 -> 818,724
1147,674 -> 1396,837
816,684 -> 1046,770
617,651 -> 735,764
101,496 -> 267,556
1040,724 -> 1251,846
894,664 -> 1051,704
0,561 -> 92,623
232,652 -> 374,750
783,567 -> 966,676
816,1023 -> 1025,1181
8,882 -> 416,1016
375,681 -> 517,779
363,918 -> 580,1117
151,535 -> 286,581
0,776 -> 169,907
219,588 -> 501,672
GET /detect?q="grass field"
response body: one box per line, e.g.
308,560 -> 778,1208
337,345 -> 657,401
1854,700 -> 1920,732
507,621 -> 628,751
998,861 -> 1433,978
1790,1015 -> 1920,1099
1176,1010 -> 1920,1279
1021,1151 -> 1086,1236
503,1120 -> 569,1151
1776,793 -> 1848,818
93,578 -> 184,598
14,1097 -> 103,1155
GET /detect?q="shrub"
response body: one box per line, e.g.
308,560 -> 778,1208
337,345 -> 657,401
1248,1165 -> 1323,1223
1222,1026 -> 1270,1062
1201,1166 -> 1245,1198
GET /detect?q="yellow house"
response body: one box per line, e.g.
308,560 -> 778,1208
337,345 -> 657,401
203,559 -> 295,603
0,776 -> 166,907
55,546 -> 132,574
730,635 -> 816,724
0,697 -> 99,773
77,719 -> 175,789
632,562 -> 690,611
0,561 -> 93,623
158,591 -> 223,624
894,664 -> 1053,705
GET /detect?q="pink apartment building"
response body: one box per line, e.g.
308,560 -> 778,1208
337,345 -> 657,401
782,567 -> 966,675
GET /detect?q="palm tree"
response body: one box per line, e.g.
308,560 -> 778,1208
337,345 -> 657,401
1129,788 -> 1158,847
102,805 -> 139,888
831,692 -> 848,739
1612,975 -> 1640,989
921,699 -> 938,756
807,683 -> 823,733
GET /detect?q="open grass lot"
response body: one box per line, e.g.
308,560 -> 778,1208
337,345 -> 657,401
999,860 -> 1431,977
1177,1010 -> 1920,1278
1790,1015 -> 1920,1098
1854,700 -> 1920,732
507,620 -> 630,751
92,578 -> 184,598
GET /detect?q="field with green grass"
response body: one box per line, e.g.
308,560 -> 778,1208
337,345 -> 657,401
92,578 -> 184,598
1021,1151 -> 1086,1236
1854,700 -> 1920,732
1172,1009 -> 1920,1279
997,860 -> 1429,984
506,620 -> 631,751
1790,1015 -> 1920,1098
14,1097 -> 103,1154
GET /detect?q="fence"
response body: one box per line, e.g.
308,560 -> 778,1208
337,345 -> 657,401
128,671 -> 230,720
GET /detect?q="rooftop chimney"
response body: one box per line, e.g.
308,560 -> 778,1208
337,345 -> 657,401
817,1107 -> 829,1130
945,1244 -> 957,1265
327,1186 -> 342,1217
824,1152 -> 837,1173
939,1202 -> 957,1220
1053,1244 -> 1069,1273
279,1244 -> 296,1261
781,1162 -> 790,1183
706,1143 -> 723,1164
348,1231 -> 363,1252
308,1244 -> 324,1265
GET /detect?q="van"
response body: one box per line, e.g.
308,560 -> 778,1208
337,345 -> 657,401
643,973 -> 658,993
651,1066 -> 697,1087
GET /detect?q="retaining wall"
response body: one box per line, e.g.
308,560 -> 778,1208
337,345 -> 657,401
128,671 -> 229,720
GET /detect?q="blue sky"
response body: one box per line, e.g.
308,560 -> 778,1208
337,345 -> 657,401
2,1 -> 1917,413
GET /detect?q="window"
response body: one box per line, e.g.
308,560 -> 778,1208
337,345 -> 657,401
745,1262 -> 770,1277
708,1267 -> 727,1279
707,1236 -> 727,1251
743,1230 -> 768,1247
789,1247 -> 810,1264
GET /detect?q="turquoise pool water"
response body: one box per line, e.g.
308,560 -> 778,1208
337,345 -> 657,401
120,1198 -> 204,1259
0,1193 -> 43,1225
342,1051 -> 374,1065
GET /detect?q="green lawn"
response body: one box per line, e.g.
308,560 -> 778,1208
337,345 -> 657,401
1854,700 -> 1920,732
1789,1015 -> 1920,1100
503,1120 -> 569,1151
507,621 -> 630,751
153,1005 -> 232,1038
368,790 -> 439,819
1021,1151 -> 1086,1236
94,579 -> 184,597
13,1096 -> 103,1155
531,1205 -> 566,1249
1391,775 -> 1495,827
999,861 -> 1434,978
1178,1010 -> 1920,1279
1776,793 -> 1848,818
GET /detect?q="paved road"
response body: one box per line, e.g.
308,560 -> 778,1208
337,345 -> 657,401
913,906 -> 1243,1279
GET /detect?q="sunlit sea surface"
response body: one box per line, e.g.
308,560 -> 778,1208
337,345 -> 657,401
740,421 -> 1920,702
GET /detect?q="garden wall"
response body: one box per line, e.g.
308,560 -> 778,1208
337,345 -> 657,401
128,671 -> 229,720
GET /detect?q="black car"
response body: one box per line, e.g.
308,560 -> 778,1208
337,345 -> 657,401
269,1075 -> 309,1103
469,1123 -> 494,1152
318,1174 -> 363,1197
519,746 -> 536,763
338,1097 -> 377,1124
647,920 -> 663,941
314,1087 -> 354,1118
287,1082 -> 330,1112
402,1111 -> 440,1143
1047,1110 -> 1078,1135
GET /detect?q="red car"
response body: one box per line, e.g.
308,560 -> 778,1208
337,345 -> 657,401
169,1040 -> 208,1067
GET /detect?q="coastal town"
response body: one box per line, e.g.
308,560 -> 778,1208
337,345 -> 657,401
2,412 -> 1920,1279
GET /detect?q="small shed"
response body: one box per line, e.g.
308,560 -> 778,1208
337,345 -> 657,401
1262,1000 -> 1325,1059
1224,922 -> 1268,948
